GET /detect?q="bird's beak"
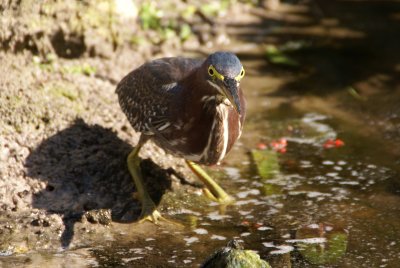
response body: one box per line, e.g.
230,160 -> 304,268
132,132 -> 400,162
222,77 -> 241,114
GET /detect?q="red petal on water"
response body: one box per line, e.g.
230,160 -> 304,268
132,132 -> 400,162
241,220 -> 250,226
323,139 -> 335,149
270,138 -> 288,152
335,139 -> 345,147
324,138 -> 344,149
256,142 -> 267,150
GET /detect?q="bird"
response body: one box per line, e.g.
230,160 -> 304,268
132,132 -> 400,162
116,51 -> 246,223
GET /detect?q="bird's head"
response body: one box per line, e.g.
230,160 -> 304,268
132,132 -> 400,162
203,52 -> 245,114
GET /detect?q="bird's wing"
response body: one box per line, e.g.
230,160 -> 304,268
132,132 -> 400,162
116,57 -> 202,134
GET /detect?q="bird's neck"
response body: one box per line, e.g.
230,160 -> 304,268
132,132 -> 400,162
181,71 -> 225,115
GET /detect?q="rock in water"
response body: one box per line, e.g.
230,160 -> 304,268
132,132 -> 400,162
201,240 -> 271,268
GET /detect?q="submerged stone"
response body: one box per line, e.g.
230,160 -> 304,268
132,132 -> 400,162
201,240 -> 271,268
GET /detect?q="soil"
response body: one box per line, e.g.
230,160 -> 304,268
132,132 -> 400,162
0,0 -> 217,253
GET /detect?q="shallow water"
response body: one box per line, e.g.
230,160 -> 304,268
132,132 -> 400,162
4,53 -> 399,267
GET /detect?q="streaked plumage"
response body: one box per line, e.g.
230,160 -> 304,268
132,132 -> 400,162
116,52 -> 246,165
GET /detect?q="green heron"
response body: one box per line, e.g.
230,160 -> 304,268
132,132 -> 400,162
116,51 -> 246,222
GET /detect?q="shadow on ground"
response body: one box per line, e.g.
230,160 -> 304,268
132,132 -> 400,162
25,119 -> 172,248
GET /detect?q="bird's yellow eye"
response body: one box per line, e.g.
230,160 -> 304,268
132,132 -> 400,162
208,65 -> 224,81
208,66 -> 214,76
235,67 -> 245,81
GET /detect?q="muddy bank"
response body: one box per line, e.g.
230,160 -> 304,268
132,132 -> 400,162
0,0 -> 243,254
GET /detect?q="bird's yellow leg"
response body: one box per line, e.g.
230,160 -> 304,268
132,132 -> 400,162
185,160 -> 234,204
127,141 -> 165,224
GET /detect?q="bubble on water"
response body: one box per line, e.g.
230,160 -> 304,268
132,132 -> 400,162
241,232 -> 251,237
308,223 -> 320,229
127,256 -> 145,262
334,166 -> 343,171
224,167 -> 241,180
262,242 -> 274,248
291,191 -> 332,199
286,237 -> 326,244
184,237 -> 199,245
251,181 -> 264,187
122,257 -> 143,262
183,260 -> 192,264
207,211 -> 232,220
282,233 -> 290,239
300,160 -> 313,168
236,199 -> 264,206
193,228 -> 208,235
339,181 -> 360,185
270,245 -> 294,255
129,248 -> 146,254
237,189 -> 261,199
323,160 -> 335,165
238,210 -> 252,215
211,234 -> 226,240
172,208 -> 201,216
325,225 -> 333,231
145,238 -> 155,241
267,208 -> 279,215
258,226 -> 272,231
337,160 -> 347,165
302,113 -> 335,136
326,172 -> 339,177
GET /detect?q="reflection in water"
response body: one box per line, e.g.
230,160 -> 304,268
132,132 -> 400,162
6,59 -> 400,268
7,69 -> 400,268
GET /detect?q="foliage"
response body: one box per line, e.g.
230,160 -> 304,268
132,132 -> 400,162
299,233 -> 348,264
265,45 -> 299,67
251,149 -> 282,196
251,149 -> 280,180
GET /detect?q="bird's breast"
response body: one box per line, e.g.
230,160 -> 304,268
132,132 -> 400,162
152,97 -> 242,165
184,100 -> 241,165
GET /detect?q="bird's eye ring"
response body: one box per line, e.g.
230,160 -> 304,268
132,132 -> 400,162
208,67 -> 214,76
235,67 -> 245,81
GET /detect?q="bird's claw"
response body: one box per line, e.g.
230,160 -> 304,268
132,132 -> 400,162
138,209 -> 165,225
137,204 -> 183,226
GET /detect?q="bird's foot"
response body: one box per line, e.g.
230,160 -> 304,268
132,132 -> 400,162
203,188 -> 235,204
137,201 -> 183,226
138,208 -> 165,224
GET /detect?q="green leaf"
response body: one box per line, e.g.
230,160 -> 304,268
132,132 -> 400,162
251,149 -> 282,195
179,24 -> 192,41
265,45 -> 299,67
251,149 -> 280,180
296,224 -> 348,265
